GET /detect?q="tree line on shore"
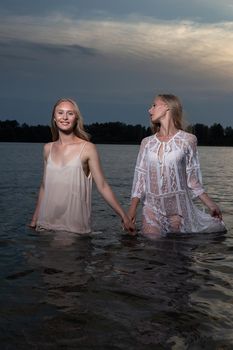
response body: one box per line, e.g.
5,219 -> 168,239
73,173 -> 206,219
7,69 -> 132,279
0,119 -> 233,146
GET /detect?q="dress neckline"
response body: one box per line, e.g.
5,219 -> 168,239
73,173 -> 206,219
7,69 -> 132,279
155,130 -> 181,143
48,141 -> 87,168
48,154 -> 80,169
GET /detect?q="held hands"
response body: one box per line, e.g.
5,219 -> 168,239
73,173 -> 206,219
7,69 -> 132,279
122,198 -> 139,234
121,214 -> 136,235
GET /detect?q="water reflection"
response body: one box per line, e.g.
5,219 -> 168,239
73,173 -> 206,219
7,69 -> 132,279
16,229 -> 230,349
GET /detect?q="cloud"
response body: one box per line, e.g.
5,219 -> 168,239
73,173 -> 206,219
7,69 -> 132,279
0,39 -> 97,62
1,14 -> 232,88
1,0 -> 233,23
0,11 -> 233,126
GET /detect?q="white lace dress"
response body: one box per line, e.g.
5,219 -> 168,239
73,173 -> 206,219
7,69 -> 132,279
131,130 -> 226,236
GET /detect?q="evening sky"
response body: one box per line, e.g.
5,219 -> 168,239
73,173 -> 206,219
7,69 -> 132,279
0,0 -> 233,126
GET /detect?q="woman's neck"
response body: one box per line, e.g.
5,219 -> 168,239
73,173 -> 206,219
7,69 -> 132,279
57,133 -> 79,145
157,120 -> 178,137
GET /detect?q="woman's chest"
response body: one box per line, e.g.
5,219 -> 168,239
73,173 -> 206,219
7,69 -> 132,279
147,144 -> 186,167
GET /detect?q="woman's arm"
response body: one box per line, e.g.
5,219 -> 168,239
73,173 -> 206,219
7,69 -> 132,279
186,134 -> 222,220
186,134 -> 205,198
29,143 -> 50,228
128,138 -> 148,223
198,192 -> 222,220
128,197 -> 140,223
86,143 -> 135,234
29,184 -> 45,228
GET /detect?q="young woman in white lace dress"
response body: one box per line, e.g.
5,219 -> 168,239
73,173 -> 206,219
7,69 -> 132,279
128,94 -> 226,238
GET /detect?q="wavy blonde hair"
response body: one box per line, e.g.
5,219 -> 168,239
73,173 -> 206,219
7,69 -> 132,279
151,94 -> 184,134
51,98 -> 90,141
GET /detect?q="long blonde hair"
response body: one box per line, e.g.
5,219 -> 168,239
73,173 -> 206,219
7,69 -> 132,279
51,98 -> 90,141
151,94 -> 184,134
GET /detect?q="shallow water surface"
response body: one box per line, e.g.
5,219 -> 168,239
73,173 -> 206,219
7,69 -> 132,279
0,143 -> 233,349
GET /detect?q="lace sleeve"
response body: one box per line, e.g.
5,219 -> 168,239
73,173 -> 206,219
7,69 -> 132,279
186,135 -> 205,198
131,138 -> 148,199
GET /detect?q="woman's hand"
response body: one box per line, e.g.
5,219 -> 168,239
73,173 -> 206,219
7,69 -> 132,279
199,192 -> 223,220
28,221 -> 37,229
208,203 -> 222,220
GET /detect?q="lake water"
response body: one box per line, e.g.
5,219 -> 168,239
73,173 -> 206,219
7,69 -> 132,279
0,143 -> 233,350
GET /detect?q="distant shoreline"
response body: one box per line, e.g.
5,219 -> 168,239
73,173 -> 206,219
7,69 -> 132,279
0,142 -> 232,147
0,120 -> 232,146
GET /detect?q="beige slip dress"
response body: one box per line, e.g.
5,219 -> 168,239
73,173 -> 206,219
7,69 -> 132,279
37,142 -> 92,234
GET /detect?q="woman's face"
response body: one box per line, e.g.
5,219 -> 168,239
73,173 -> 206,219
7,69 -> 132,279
148,98 -> 169,123
54,102 -> 77,132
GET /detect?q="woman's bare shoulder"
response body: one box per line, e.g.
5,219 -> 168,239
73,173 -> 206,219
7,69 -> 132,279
44,142 -> 53,149
44,142 -> 53,151
83,140 -> 95,149
43,142 -> 53,159
82,141 -> 98,157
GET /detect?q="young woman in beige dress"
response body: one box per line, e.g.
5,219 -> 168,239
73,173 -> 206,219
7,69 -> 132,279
30,98 -> 135,235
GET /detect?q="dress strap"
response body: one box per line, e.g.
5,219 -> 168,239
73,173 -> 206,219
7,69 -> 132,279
48,142 -> 54,159
79,142 -> 87,157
